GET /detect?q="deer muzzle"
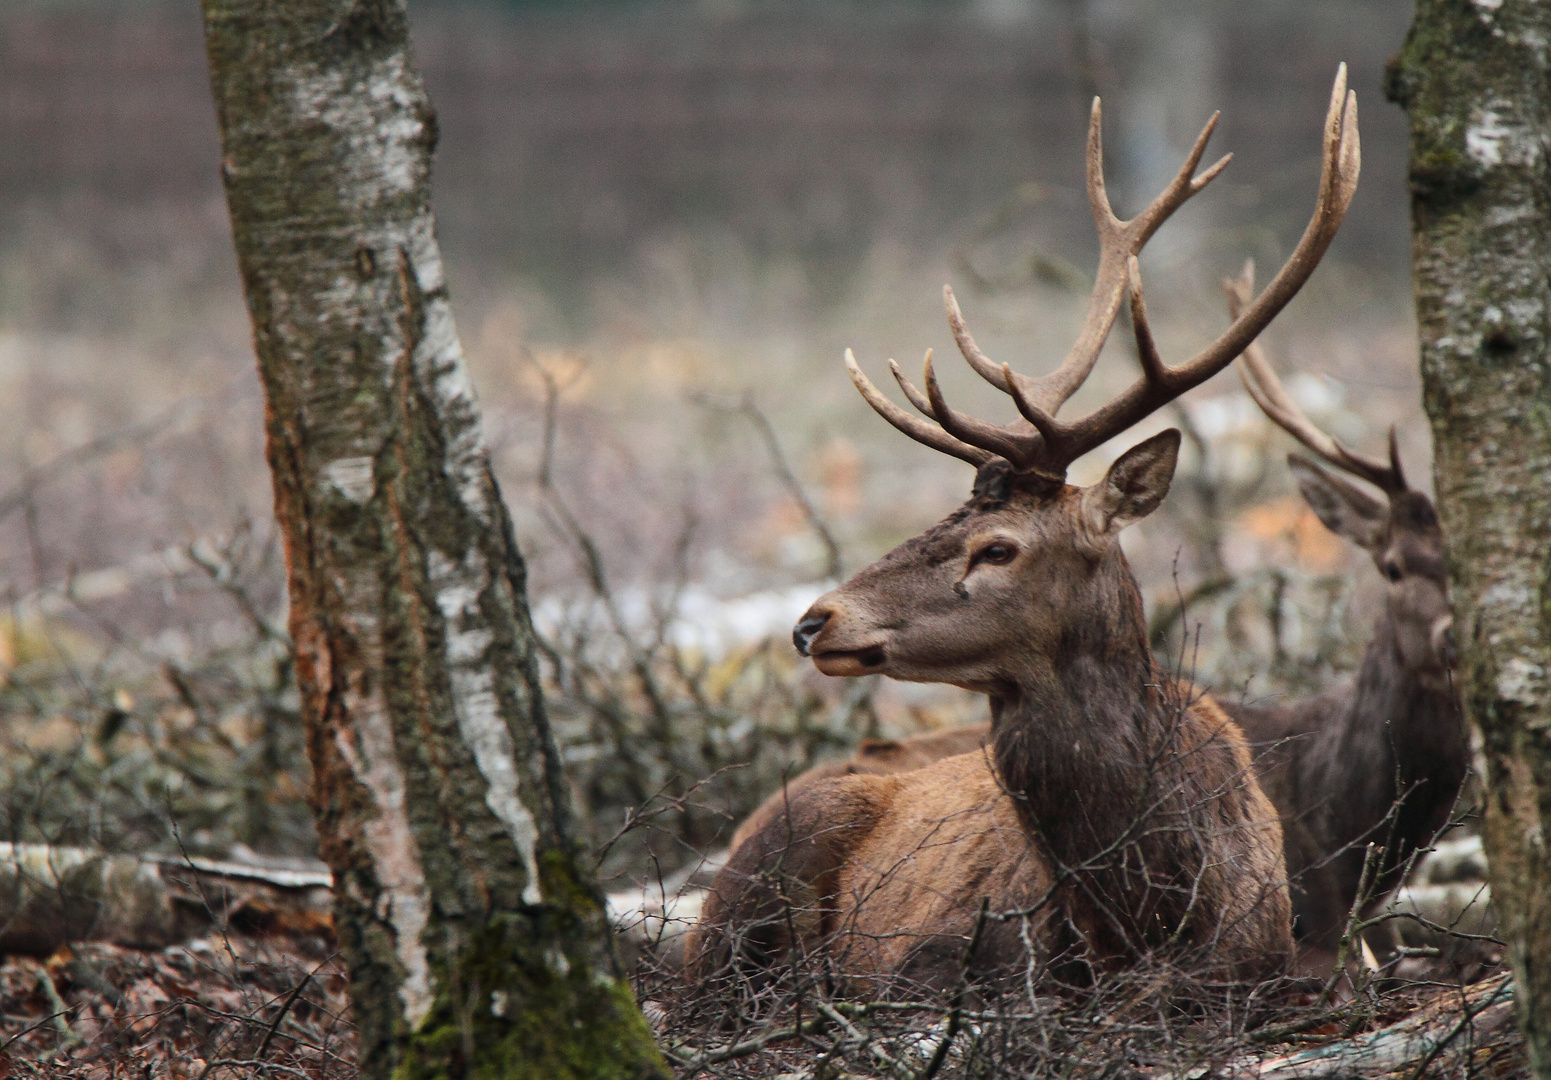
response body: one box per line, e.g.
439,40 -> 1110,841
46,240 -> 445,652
793,604 -> 888,675
792,612 -> 830,657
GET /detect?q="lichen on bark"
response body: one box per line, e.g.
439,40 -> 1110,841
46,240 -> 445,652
200,1 -> 668,1076
1388,0 -> 1551,1071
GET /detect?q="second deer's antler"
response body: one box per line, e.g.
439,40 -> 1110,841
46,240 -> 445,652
848,64 -> 1361,479
1224,260 -> 1407,494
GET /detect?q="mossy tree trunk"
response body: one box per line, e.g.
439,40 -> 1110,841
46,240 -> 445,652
1387,1 -> 1551,1071
200,3 -> 668,1077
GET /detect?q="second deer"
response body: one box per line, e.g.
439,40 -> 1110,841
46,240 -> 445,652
1222,265 -> 1467,954
689,69 -> 1361,993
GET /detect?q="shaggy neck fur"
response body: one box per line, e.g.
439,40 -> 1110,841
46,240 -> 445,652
1310,605 -> 1467,890
989,547 -> 1221,961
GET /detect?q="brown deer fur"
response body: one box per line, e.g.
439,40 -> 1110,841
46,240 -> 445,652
727,723 -> 991,854
730,456 -> 1466,957
688,445 -> 1292,991
1219,267 -> 1466,951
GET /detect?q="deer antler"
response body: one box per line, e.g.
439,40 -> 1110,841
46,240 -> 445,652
848,65 -> 1361,481
946,97 -> 1230,415
1224,260 -> 1407,494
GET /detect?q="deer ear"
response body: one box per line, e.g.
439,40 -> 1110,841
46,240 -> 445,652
1288,453 -> 1387,550
1082,429 -> 1181,536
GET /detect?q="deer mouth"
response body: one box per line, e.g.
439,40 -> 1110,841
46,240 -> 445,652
813,647 -> 887,677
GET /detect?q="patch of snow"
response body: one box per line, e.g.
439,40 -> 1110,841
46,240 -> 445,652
1184,394 -> 1261,440
534,581 -> 831,660
1497,656 -> 1545,707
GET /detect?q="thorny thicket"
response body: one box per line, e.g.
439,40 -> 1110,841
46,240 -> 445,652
643,883 -> 1515,1079
0,393 -> 868,882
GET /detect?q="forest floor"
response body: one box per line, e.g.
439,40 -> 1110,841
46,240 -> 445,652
0,933 -> 350,1079
0,923 -> 1523,1079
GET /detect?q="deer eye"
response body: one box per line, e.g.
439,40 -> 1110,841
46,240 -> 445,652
1382,558 -> 1404,583
972,542 -> 1018,567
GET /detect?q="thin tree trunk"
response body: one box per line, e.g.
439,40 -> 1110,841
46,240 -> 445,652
1387,2 -> 1551,1073
200,3 -> 668,1076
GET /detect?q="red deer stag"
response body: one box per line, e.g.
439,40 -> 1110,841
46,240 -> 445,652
688,69 -> 1361,993
1221,265 -> 1466,954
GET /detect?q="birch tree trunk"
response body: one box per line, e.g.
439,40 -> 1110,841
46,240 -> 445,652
201,3 -> 668,1077
1387,2 -> 1551,1072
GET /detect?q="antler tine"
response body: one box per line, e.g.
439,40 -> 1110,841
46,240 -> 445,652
1226,260 -> 1406,495
1130,109 -> 1234,245
1086,97 -> 1117,236
1387,427 -> 1408,491
1033,64 -> 1360,472
848,67 -> 1359,482
889,354 -> 938,418
1126,257 -> 1169,385
921,352 -> 1038,469
990,98 -> 1234,420
845,350 -> 993,467
943,287 -> 1011,393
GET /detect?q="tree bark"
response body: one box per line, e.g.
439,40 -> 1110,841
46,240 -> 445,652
200,3 -> 668,1077
1387,2 -> 1551,1074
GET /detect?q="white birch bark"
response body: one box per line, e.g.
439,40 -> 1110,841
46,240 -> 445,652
201,2 -> 667,1076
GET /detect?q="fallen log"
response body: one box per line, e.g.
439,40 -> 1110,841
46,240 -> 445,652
0,843 -> 332,956
1205,972 -> 1516,1080
1,841 -> 723,961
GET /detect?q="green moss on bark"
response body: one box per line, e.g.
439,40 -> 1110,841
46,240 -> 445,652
396,911 -> 662,1080
1384,0 -> 1497,207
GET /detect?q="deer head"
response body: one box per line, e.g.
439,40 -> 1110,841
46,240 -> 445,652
793,433 -> 1181,692
795,68 -> 1361,693
1224,264 -> 1455,691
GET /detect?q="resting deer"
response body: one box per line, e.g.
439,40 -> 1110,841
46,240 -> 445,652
1221,265 -> 1466,953
688,69 -> 1361,993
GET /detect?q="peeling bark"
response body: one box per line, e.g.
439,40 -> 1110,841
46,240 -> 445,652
200,3 -> 668,1076
1387,1 -> 1551,1073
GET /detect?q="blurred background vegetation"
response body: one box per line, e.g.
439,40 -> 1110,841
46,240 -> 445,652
0,0 -> 1429,890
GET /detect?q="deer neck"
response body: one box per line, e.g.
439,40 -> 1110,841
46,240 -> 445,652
988,554 -> 1176,862
1315,608 -> 1466,844
985,555 -> 1214,958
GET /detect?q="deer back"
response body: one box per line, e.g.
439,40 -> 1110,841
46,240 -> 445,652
726,723 -> 992,855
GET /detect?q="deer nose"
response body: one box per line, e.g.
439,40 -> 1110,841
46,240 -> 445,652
1432,616 -> 1457,669
792,611 -> 831,657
